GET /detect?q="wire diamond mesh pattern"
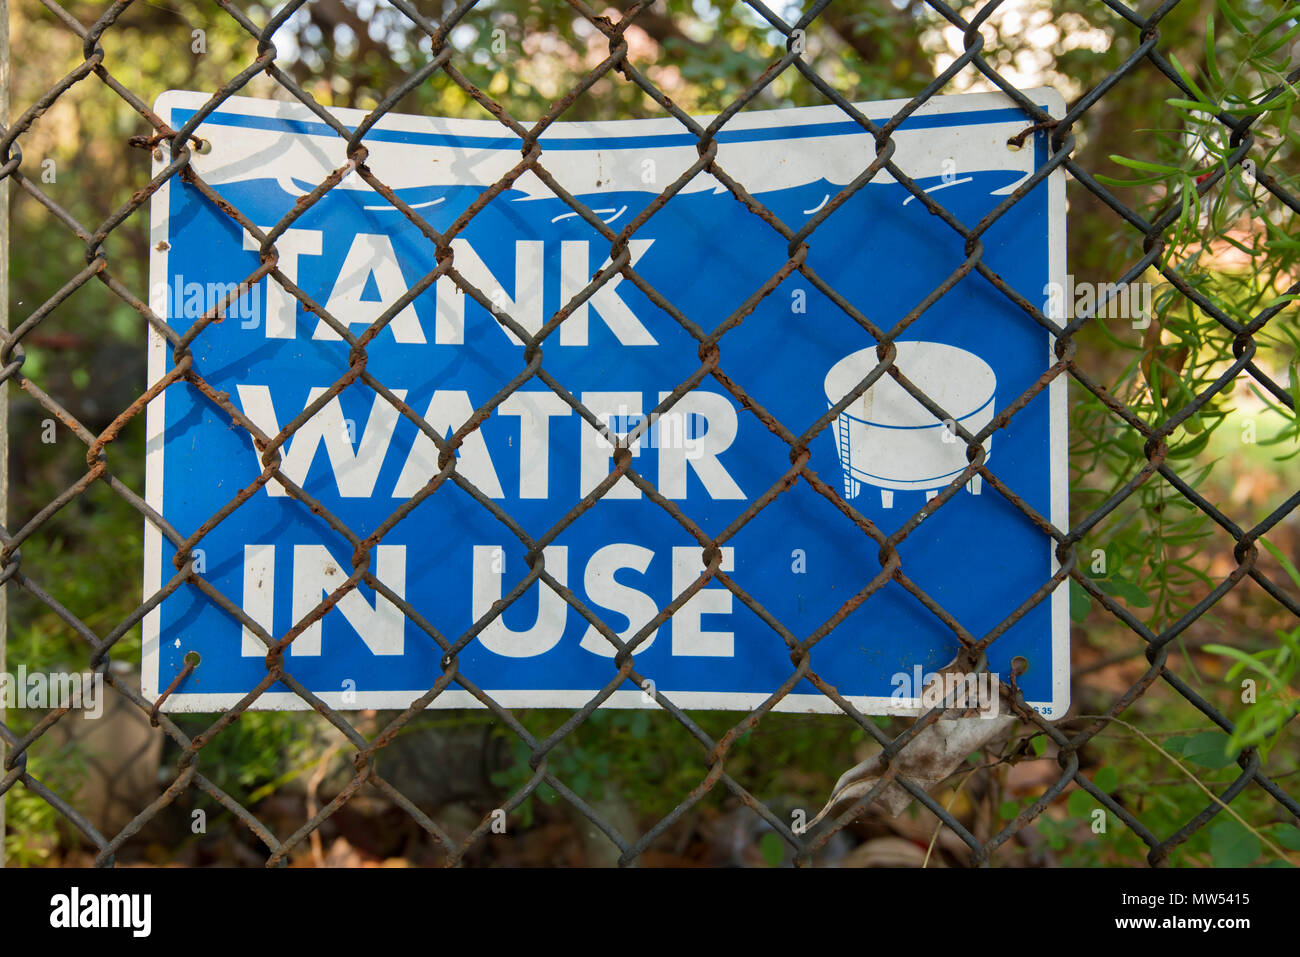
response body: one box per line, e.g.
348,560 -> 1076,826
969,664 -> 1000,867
1,0 -> 1298,868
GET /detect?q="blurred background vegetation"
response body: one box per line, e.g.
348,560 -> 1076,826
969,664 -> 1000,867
4,0 -> 1299,867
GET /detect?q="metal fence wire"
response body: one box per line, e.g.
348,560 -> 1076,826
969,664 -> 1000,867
2,0 -> 1299,868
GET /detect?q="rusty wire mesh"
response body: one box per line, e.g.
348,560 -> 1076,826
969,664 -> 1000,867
1,0 -> 1299,869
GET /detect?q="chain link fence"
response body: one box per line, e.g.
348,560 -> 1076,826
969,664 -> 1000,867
1,0 -> 1299,868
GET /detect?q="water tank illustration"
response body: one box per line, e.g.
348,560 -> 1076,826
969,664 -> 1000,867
824,341 -> 996,508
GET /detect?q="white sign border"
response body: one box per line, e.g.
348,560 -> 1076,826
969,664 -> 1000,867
143,88 -> 1069,717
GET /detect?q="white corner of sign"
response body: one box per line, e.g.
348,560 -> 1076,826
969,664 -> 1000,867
1025,85 -> 1067,118
151,89 -> 186,122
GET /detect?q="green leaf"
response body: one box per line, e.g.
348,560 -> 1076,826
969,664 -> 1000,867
1168,52 -> 1214,108
1070,579 -> 1092,622
1165,98 -> 1218,113
1261,537 -> 1300,592
1178,171 -> 1195,241
1031,735 -> 1047,757
1215,0 -> 1247,33
1210,818 -> 1261,868
1108,154 -> 1181,174
1271,825 -> 1300,851
1162,735 -> 1189,756
1098,578 -> 1153,608
1093,172 -> 1173,188
1203,15 -> 1222,88
1181,731 -> 1238,769
1067,789 -> 1092,818
1258,20 -> 1300,57
1094,766 -> 1119,793
999,800 -> 1019,821
1170,428 -> 1214,459
1289,359 -> 1300,434
1259,5 -> 1300,35
1202,644 -> 1285,686
759,831 -> 784,867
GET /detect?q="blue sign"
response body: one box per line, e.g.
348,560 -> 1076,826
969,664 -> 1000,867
144,90 -> 1068,715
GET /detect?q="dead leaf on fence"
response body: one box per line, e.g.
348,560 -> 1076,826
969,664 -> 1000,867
812,712 -> 1016,821
811,667 -> 1018,823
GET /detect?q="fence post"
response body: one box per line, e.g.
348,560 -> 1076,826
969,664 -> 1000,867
0,0 -> 9,871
